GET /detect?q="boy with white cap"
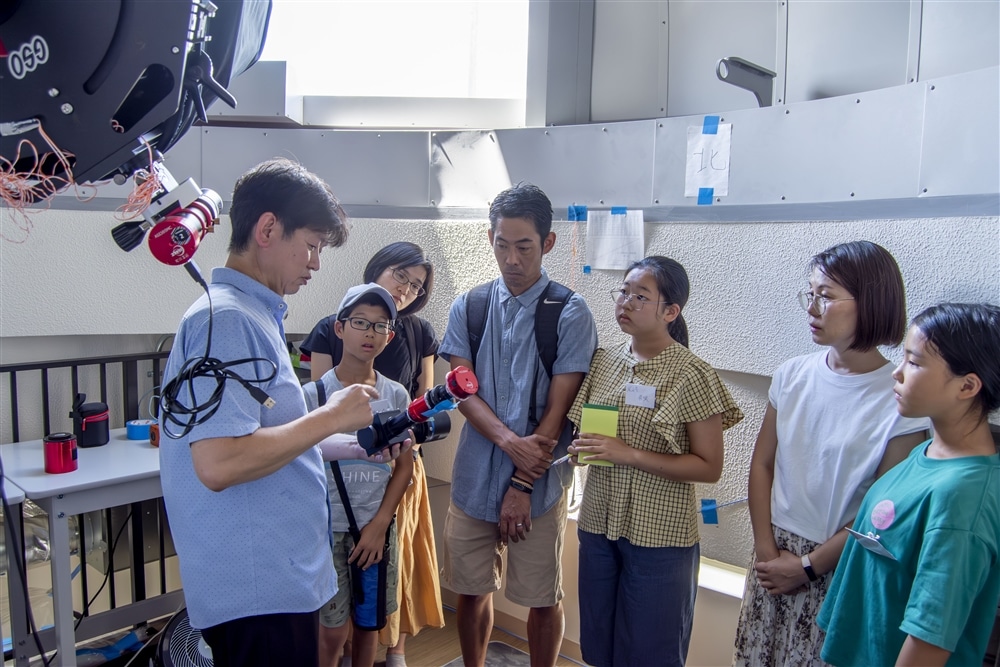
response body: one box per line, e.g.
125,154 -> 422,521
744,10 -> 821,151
304,283 -> 414,667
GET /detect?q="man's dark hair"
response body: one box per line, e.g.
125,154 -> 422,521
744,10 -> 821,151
808,241 -> 906,352
488,183 -> 553,240
228,158 -> 349,253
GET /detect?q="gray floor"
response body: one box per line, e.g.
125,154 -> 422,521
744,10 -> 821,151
442,641 -> 530,667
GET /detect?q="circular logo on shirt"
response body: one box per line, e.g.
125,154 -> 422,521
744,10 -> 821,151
870,500 -> 896,530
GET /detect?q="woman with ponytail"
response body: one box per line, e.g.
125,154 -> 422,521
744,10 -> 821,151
567,256 -> 744,667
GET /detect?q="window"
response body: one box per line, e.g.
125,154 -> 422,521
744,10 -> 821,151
261,0 -> 528,100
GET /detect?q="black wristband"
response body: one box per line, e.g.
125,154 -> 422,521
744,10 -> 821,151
801,554 -> 818,582
509,478 -> 533,494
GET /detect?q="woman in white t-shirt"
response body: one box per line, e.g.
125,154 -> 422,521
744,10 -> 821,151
733,241 -> 930,666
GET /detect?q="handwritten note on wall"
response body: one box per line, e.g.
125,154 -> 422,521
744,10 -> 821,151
586,208 -> 644,270
685,117 -> 732,205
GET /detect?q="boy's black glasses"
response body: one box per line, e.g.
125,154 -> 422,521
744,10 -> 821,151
342,317 -> 393,335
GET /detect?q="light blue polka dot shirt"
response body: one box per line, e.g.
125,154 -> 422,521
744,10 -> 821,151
159,267 -> 336,630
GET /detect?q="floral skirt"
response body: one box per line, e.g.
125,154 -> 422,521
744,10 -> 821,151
732,525 -> 832,667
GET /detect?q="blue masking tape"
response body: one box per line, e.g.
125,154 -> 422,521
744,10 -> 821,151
569,205 -> 588,221
610,206 -> 627,215
702,115 -> 720,134
700,498 -> 719,525
126,419 -> 156,440
567,206 -> 579,221
583,265 -> 592,274
698,188 -> 714,205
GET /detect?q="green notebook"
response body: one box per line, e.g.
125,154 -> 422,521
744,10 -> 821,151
579,404 -> 617,466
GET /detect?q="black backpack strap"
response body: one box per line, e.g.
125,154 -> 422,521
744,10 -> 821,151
330,461 -> 363,545
534,280 -> 573,378
313,380 -> 327,407
313,379 -> 364,543
466,282 -> 493,371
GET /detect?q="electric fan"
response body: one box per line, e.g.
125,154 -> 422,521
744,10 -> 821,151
157,608 -> 213,667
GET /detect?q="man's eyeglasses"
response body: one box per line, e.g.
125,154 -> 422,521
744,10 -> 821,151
342,317 -> 393,335
611,289 -> 668,311
797,290 -> 854,315
390,268 -> 426,297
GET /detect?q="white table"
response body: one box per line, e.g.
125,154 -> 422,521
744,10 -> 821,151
1,429 -> 183,666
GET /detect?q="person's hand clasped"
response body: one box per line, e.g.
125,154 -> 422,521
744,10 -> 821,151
571,432 -> 630,466
502,433 -> 556,480
499,486 -> 531,545
326,383 -> 379,432
754,549 -> 810,595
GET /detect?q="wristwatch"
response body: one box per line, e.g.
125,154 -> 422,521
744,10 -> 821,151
801,553 -> 818,582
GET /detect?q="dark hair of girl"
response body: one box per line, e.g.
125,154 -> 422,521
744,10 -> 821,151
363,242 -> 434,315
625,256 -> 690,347
912,302 -> 1000,422
808,241 -> 907,351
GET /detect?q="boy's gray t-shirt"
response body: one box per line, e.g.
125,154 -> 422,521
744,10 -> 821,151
304,369 -> 410,531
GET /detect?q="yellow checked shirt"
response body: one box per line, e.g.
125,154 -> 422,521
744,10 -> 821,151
568,342 -> 743,548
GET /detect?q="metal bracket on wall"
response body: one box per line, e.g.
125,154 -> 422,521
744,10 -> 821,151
716,57 -> 777,107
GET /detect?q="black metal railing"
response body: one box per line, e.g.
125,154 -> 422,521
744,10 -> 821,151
0,350 -> 176,658
1,351 -> 169,443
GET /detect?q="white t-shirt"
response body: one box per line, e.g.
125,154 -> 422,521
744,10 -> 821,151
770,350 -> 930,543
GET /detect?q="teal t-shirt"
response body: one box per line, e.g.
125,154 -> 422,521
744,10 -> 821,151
817,442 -> 1000,666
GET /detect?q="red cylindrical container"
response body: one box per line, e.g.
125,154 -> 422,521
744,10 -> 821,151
44,432 -> 78,474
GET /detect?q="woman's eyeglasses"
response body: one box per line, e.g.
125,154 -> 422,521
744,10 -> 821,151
390,268 -> 426,297
797,290 -> 854,315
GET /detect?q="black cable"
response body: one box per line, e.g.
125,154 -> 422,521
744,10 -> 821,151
159,261 -> 278,439
73,509 -> 133,632
46,506 -> 135,665
0,453 -> 53,667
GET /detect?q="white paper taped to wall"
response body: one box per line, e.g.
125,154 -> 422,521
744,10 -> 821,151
685,119 -> 732,201
586,208 -> 644,270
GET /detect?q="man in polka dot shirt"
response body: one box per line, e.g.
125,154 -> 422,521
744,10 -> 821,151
159,158 -> 391,667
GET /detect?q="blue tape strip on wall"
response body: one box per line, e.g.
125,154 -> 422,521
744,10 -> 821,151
700,499 -> 719,525
702,115 -> 720,135
698,187 -> 714,205
610,206 -> 627,215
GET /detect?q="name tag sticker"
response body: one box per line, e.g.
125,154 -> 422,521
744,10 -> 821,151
624,383 -> 656,409
847,527 -> 897,561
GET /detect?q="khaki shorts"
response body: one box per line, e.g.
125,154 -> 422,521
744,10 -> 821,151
442,495 -> 567,608
320,523 -> 399,628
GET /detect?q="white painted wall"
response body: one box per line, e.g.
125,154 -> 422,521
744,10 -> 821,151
3,212 -> 997,565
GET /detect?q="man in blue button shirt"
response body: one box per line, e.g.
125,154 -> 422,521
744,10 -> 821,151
439,183 -> 598,667
159,159 -> 388,667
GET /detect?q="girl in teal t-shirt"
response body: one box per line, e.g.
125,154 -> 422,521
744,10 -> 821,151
817,303 -> 1000,666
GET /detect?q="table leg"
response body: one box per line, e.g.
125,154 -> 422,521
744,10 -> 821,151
46,501 -> 77,667
5,500 -> 31,667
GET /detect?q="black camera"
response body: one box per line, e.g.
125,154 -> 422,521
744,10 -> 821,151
356,366 -> 477,456
361,411 -> 451,455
